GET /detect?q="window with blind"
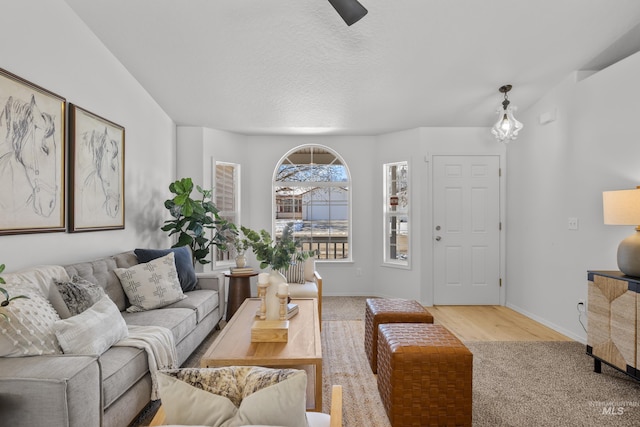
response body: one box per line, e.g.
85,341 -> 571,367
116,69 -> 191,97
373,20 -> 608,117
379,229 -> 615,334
383,161 -> 409,267
273,145 -> 351,261
214,162 -> 240,266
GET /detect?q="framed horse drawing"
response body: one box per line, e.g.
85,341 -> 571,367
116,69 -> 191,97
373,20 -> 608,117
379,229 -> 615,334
69,104 -> 125,232
0,68 -> 66,235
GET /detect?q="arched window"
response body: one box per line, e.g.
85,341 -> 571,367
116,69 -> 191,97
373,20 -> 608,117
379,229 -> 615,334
273,145 -> 351,261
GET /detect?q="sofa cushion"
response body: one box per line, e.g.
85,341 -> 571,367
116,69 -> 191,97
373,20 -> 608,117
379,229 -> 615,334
64,252 -> 139,312
54,295 -> 128,356
164,289 -> 219,323
115,253 -> 186,313
100,345 -> 149,409
135,247 -> 198,292
122,308 -> 197,345
55,275 -> 106,316
1,265 -> 71,317
0,282 -> 62,357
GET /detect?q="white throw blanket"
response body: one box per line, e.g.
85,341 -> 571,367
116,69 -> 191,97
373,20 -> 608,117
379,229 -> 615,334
113,325 -> 178,400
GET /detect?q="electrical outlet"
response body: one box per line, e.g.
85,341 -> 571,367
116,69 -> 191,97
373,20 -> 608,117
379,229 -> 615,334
568,217 -> 579,230
577,299 -> 586,313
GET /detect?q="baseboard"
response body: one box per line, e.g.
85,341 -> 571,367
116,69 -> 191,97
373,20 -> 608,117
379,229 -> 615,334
506,302 -> 587,344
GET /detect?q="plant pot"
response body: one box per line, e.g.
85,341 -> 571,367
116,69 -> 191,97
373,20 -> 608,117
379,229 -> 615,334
235,254 -> 247,268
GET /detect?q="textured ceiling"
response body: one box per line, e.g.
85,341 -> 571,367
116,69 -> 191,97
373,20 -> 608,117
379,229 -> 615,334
64,0 -> 640,135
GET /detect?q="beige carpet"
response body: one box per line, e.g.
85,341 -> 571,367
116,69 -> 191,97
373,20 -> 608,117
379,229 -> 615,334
134,297 -> 640,426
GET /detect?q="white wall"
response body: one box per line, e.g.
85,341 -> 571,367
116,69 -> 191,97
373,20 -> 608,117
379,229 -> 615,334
506,51 -> 640,342
0,0 -> 176,271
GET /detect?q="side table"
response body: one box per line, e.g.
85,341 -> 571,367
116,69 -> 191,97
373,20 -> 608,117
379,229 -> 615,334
225,271 -> 258,321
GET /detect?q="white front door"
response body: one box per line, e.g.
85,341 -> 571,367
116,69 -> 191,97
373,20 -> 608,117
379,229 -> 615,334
433,155 -> 501,305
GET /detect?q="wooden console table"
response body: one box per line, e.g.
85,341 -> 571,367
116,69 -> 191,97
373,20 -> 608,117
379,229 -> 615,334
587,271 -> 639,380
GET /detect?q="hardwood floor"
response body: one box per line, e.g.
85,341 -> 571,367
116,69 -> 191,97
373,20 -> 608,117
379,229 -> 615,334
428,305 -> 572,342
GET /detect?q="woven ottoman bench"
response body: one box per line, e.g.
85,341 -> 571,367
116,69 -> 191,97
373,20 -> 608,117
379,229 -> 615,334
377,323 -> 472,427
364,298 -> 433,373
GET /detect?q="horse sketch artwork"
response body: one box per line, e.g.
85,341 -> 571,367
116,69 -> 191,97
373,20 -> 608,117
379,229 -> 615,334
0,69 -> 65,234
70,105 -> 124,231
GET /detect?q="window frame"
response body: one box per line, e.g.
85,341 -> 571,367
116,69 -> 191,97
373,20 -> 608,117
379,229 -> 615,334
273,144 -> 352,263
383,160 -> 410,268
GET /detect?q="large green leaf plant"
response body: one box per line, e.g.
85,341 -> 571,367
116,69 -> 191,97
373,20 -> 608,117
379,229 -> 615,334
0,264 -> 29,321
162,178 -> 236,265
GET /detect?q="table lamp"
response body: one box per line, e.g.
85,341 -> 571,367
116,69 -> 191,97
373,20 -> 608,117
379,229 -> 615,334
603,187 -> 640,277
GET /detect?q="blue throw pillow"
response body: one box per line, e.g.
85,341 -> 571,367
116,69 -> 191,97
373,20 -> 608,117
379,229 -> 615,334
134,247 -> 197,292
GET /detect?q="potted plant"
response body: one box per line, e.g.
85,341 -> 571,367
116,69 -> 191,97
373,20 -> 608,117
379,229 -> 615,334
0,264 -> 29,321
229,232 -> 251,268
162,177 -> 235,265
240,223 -> 313,271
241,223 -> 314,319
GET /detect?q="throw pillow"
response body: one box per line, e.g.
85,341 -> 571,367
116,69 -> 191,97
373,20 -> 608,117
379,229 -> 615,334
114,252 -> 186,312
157,366 -> 308,427
0,283 -> 62,357
278,255 -> 306,284
53,295 -> 128,355
134,246 -> 197,292
55,275 -> 106,316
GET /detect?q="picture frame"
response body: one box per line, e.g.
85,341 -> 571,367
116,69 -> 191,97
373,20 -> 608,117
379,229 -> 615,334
0,68 -> 66,235
69,104 -> 125,232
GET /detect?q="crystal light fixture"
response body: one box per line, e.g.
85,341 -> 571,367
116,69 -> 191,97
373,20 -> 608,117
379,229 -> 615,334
491,84 -> 523,142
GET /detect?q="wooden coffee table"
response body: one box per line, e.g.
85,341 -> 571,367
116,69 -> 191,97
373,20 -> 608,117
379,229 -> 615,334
201,298 -> 322,411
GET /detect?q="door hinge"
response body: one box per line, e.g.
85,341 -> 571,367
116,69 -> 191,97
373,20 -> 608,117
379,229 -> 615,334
499,278 -> 502,287
499,168 -> 502,177
499,222 -> 502,231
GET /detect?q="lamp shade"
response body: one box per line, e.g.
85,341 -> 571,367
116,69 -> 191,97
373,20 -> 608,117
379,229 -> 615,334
603,188 -> 640,277
328,0 -> 368,26
602,188 -> 640,225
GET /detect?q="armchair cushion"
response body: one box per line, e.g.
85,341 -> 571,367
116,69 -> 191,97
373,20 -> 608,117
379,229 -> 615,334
157,366 -> 308,427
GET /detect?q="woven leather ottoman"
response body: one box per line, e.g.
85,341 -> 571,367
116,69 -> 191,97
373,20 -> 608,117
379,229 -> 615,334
364,298 -> 433,373
377,323 -> 472,427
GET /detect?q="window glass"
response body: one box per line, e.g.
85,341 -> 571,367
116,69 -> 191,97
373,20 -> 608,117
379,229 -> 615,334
274,146 -> 351,261
384,161 -> 409,266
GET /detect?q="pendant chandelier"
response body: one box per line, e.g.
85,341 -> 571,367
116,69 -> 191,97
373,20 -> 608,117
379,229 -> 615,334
491,84 -> 523,142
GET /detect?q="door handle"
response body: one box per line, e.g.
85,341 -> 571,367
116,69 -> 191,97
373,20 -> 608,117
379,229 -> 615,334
435,236 -> 441,241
